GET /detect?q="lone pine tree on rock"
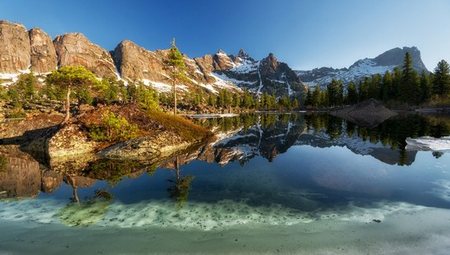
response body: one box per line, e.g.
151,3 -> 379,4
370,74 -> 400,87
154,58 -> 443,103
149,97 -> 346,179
166,38 -> 187,115
46,66 -> 97,124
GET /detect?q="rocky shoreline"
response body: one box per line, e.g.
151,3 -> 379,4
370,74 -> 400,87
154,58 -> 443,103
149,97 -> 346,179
0,104 -> 212,169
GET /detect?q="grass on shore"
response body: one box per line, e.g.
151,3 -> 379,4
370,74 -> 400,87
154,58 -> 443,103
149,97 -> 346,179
148,110 -> 212,141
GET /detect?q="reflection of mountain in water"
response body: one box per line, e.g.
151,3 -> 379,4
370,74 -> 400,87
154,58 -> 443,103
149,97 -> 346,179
188,113 -> 449,167
1,113 -> 449,199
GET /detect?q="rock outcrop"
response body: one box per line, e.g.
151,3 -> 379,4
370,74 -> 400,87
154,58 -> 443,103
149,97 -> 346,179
0,20 -> 30,73
331,99 -> 397,127
29,28 -> 57,73
53,33 -> 118,78
212,50 -> 235,71
113,40 -> 169,83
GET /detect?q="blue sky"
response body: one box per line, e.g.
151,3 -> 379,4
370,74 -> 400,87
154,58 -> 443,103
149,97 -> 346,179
1,0 -> 449,70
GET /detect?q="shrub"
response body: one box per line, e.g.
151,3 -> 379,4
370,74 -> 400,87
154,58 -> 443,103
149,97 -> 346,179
148,110 -> 211,141
0,155 -> 7,172
89,111 -> 139,142
5,108 -> 26,119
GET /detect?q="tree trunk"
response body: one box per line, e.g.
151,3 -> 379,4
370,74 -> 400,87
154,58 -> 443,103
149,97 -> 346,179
173,80 -> 177,115
62,86 -> 71,124
175,156 -> 180,182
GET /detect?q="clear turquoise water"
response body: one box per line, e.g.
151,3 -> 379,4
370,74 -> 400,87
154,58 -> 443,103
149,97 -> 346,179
1,113 -> 450,254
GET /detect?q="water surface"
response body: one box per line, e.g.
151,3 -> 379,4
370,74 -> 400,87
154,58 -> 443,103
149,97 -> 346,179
1,113 -> 450,254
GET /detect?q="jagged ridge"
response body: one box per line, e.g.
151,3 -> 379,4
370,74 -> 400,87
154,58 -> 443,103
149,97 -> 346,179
0,20 -> 304,97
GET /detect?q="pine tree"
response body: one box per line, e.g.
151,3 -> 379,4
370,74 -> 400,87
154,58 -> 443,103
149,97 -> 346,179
392,67 -> 402,100
432,60 -> 450,96
381,71 -> 392,101
327,79 -> 343,106
346,81 -> 358,105
46,66 -> 97,124
312,85 -> 321,107
305,88 -> 312,106
370,74 -> 382,100
166,38 -> 186,115
358,78 -> 369,101
401,52 -> 419,104
419,71 -> 432,102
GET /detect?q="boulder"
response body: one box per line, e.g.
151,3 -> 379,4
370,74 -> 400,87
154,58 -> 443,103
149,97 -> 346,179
331,99 -> 397,127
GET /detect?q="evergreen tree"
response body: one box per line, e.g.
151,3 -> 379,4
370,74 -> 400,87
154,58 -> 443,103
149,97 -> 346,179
327,79 -> 344,106
305,88 -> 312,106
381,71 -> 393,101
419,71 -> 432,102
166,38 -> 186,115
311,85 -> 321,107
358,78 -> 369,101
401,52 -> 420,104
392,67 -> 402,100
432,60 -> 450,96
13,73 -> 38,101
368,74 -> 382,99
346,81 -> 358,105
46,66 -> 97,124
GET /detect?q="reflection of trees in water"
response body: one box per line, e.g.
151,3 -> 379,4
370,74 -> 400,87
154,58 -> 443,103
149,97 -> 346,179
193,113 -> 299,133
167,156 -> 194,208
194,114 -> 258,132
59,174 -> 113,226
305,113 -> 450,165
82,159 -> 157,185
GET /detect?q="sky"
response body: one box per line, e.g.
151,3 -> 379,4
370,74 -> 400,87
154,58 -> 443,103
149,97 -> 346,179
1,0 -> 449,70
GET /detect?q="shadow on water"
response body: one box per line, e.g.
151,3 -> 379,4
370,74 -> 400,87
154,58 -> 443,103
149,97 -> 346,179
1,112 -> 450,222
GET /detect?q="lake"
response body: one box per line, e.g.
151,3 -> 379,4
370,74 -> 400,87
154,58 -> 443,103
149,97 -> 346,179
1,113 -> 450,254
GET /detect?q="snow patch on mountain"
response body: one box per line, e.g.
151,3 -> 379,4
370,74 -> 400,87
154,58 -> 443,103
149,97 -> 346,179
297,46 -> 428,87
213,72 -> 254,86
230,58 -> 258,74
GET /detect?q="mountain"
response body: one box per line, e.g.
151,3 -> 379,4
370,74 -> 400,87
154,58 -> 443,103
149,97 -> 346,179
0,20 -> 303,97
201,50 -> 304,97
296,47 -> 428,87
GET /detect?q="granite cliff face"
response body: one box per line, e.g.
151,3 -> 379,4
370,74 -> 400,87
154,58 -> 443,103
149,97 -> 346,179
0,21 -> 30,74
29,28 -> 57,74
0,20 -> 304,97
112,40 -> 241,94
53,33 -> 118,78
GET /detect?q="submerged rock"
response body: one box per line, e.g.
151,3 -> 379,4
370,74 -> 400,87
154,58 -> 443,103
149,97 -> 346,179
331,99 -> 397,127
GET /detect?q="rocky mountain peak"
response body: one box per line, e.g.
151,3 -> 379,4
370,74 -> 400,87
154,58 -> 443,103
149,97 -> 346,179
213,49 -> 234,71
297,46 -> 429,87
112,39 -> 166,82
53,32 -> 118,78
0,20 -> 30,73
260,53 -> 279,74
237,49 -> 249,59
371,46 -> 427,72
29,28 -> 57,74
